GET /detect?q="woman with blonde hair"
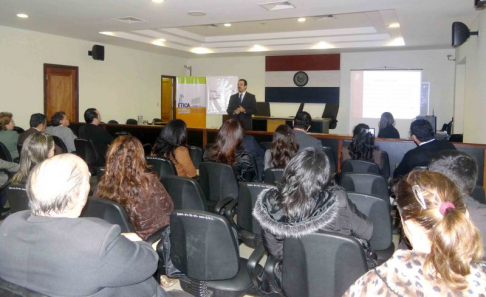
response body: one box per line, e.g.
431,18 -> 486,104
345,170 -> 485,296
0,112 -> 20,159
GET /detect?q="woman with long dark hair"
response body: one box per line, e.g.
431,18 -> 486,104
203,119 -> 256,182
264,125 -> 299,170
95,136 -> 174,241
345,171 -> 485,296
377,112 -> 400,139
254,148 -> 373,283
151,119 -> 196,178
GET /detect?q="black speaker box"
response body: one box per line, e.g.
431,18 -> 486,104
452,22 -> 478,47
88,45 -> 105,61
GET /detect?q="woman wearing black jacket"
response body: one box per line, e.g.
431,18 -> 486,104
253,148 -> 373,283
377,112 -> 400,139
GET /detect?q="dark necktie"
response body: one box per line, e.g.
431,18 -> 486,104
239,94 -> 243,105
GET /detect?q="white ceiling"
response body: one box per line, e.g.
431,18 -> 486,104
0,0 -> 479,57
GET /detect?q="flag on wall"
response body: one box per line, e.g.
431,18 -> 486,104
265,54 -> 340,104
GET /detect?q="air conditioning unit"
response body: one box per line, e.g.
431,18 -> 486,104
475,0 -> 486,9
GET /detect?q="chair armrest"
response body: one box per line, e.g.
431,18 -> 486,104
146,225 -> 169,245
264,255 -> 283,295
247,244 -> 266,290
224,198 -> 238,221
214,197 -> 235,215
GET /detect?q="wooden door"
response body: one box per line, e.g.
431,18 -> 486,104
161,78 -> 173,123
44,64 -> 79,123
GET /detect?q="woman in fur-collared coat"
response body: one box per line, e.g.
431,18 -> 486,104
253,148 -> 373,283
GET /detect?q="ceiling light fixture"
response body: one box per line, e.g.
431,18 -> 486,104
152,0 -> 165,3
224,23 -> 232,27
250,45 -> 267,52
17,13 -> 28,18
99,32 -> 115,36
152,40 -> 165,46
387,37 -> 405,46
192,47 -> 211,54
312,41 -> 334,49
388,23 -> 400,28
298,18 -> 306,22
188,11 -> 207,16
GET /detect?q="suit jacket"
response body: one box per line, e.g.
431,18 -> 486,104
0,211 -> 168,297
18,128 -> 63,155
227,92 -> 257,130
79,124 -> 114,164
46,125 -> 78,153
293,130 -> 322,151
393,140 -> 456,178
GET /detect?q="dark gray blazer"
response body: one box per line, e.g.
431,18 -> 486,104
226,92 -> 257,130
0,211 -> 168,297
293,129 -> 322,151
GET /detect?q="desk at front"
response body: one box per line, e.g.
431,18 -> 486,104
252,116 -> 331,133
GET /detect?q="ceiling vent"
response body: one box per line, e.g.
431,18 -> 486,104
114,16 -> 146,24
259,1 -> 295,11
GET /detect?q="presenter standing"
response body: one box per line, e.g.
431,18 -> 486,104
227,79 -> 257,130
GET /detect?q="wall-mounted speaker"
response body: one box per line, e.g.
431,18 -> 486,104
475,0 -> 486,9
452,22 -> 479,47
88,45 -> 105,61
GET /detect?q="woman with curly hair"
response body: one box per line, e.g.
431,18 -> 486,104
264,125 -> 299,170
151,119 -> 196,178
95,135 -> 174,241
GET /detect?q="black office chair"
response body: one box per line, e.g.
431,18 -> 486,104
471,185 -> 486,204
322,146 -> 337,173
0,142 -> 13,162
259,142 -> 272,151
339,173 -> 389,204
199,162 -> 238,212
81,196 -> 135,233
6,185 -> 29,214
188,146 -> 203,169
0,277 -> 49,297
160,176 -> 206,211
146,156 -> 177,180
143,143 -> 152,156
341,160 -> 380,175
322,104 -> 339,129
265,231 -> 368,297
153,118 -> 162,124
107,120 -> 118,124
96,167 -> 106,183
114,131 -> 131,137
165,210 -> 265,297
51,135 -> 68,153
17,144 -> 22,158
126,119 -> 138,125
13,126 -> 25,134
74,139 -> 100,173
263,168 -> 284,185
347,192 -> 394,264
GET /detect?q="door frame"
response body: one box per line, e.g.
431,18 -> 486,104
161,75 -> 177,121
44,63 -> 79,122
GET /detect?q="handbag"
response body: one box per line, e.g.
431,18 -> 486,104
160,227 -> 185,278
355,237 -> 378,269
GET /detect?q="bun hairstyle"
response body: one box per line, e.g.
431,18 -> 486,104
348,123 -> 374,162
395,170 -> 483,290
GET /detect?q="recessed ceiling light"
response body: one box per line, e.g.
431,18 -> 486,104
387,37 -> 405,46
224,23 -> 231,27
312,41 -> 334,49
152,40 -> 165,46
17,13 -> 28,18
99,32 -> 115,36
152,0 -> 164,3
157,38 -> 166,42
250,45 -> 267,52
188,11 -> 207,17
191,47 -> 211,54
298,18 -> 306,23
388,23 -> 400,28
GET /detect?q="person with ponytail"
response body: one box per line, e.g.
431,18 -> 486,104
345,170 -> 485,296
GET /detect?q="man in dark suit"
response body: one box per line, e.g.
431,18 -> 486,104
79,108 -> 114,165
227,79 -> 257,130
0,154 -> 169,296
18,113 -> 62,155
393,119 -> 456,179
293,111 -> 322,151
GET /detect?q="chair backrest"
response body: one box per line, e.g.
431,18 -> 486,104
146,156 -> 177,179
170,210 -> 240,281
96,167 -> 106,183
13,126 -> 25,134
161,176 -> 206,211
263,168 -> 285,185
80,196 -> 135,232
471,185 -> 486,204
322,146 -> 337,173
341,159 -> 380,175
256,102 -> 271,116
74,139 -> 99,166
339,173 -> 389,203
17,144 -> 22,158
188,146 -> 203,169
347,192 -> 392,250
115,131 -> 131,137
51,135 -> 68,153
0,142 -> 13,162
282,231 -> 367,297
259,141 -> 272,151
126,119 -> 138,125
237,183 -> 276,234
199,162 -> 238,202
6,185 -> 29,213
0,277 -> 49,297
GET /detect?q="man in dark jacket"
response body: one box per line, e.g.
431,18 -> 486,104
227,79 -> 257,130
78,108 -> 114,165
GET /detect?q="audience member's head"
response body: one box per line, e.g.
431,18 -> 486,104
51,111 -> 69,127
27,154 -> 90,218
0,112 -> 15,131
12,132 -> 55,184
205,118 -> 244,164
276,147 -> 331,221
29,113 -> 47,131
429,150 -> 478,196
395,170 -> 483,290
410,119 -> 434,143
238,79 -> 248,93
348,123 -> 374,162
379,112 -> 395,130
152,119 -> 187,159
84,108 -> 100,125
293,111 -> 312,131
269,124 -> 299,168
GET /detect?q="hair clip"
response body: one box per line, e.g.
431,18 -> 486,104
412,185 -> 427,210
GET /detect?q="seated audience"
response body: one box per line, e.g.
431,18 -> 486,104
342,123 -> 387,173
151,119 -> 196,178
264,124 -> 299,171
11,133 -> 55,185
241,122 -> 265,180
18,113 -> 62,155
254,148 -> 373,284
203,119 -> 256,182
46,111 -> 77,153
393,119 -> 456,179
345,170 -> 485,296
377,112 -> 400,138
292,111 -> 321,151
78,108 -> 114,165
0,159 -> 19,209
0,112 -> 19,159
95,136 -> 174,241
429,150 -> 486,257
0,154 -> 168,296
